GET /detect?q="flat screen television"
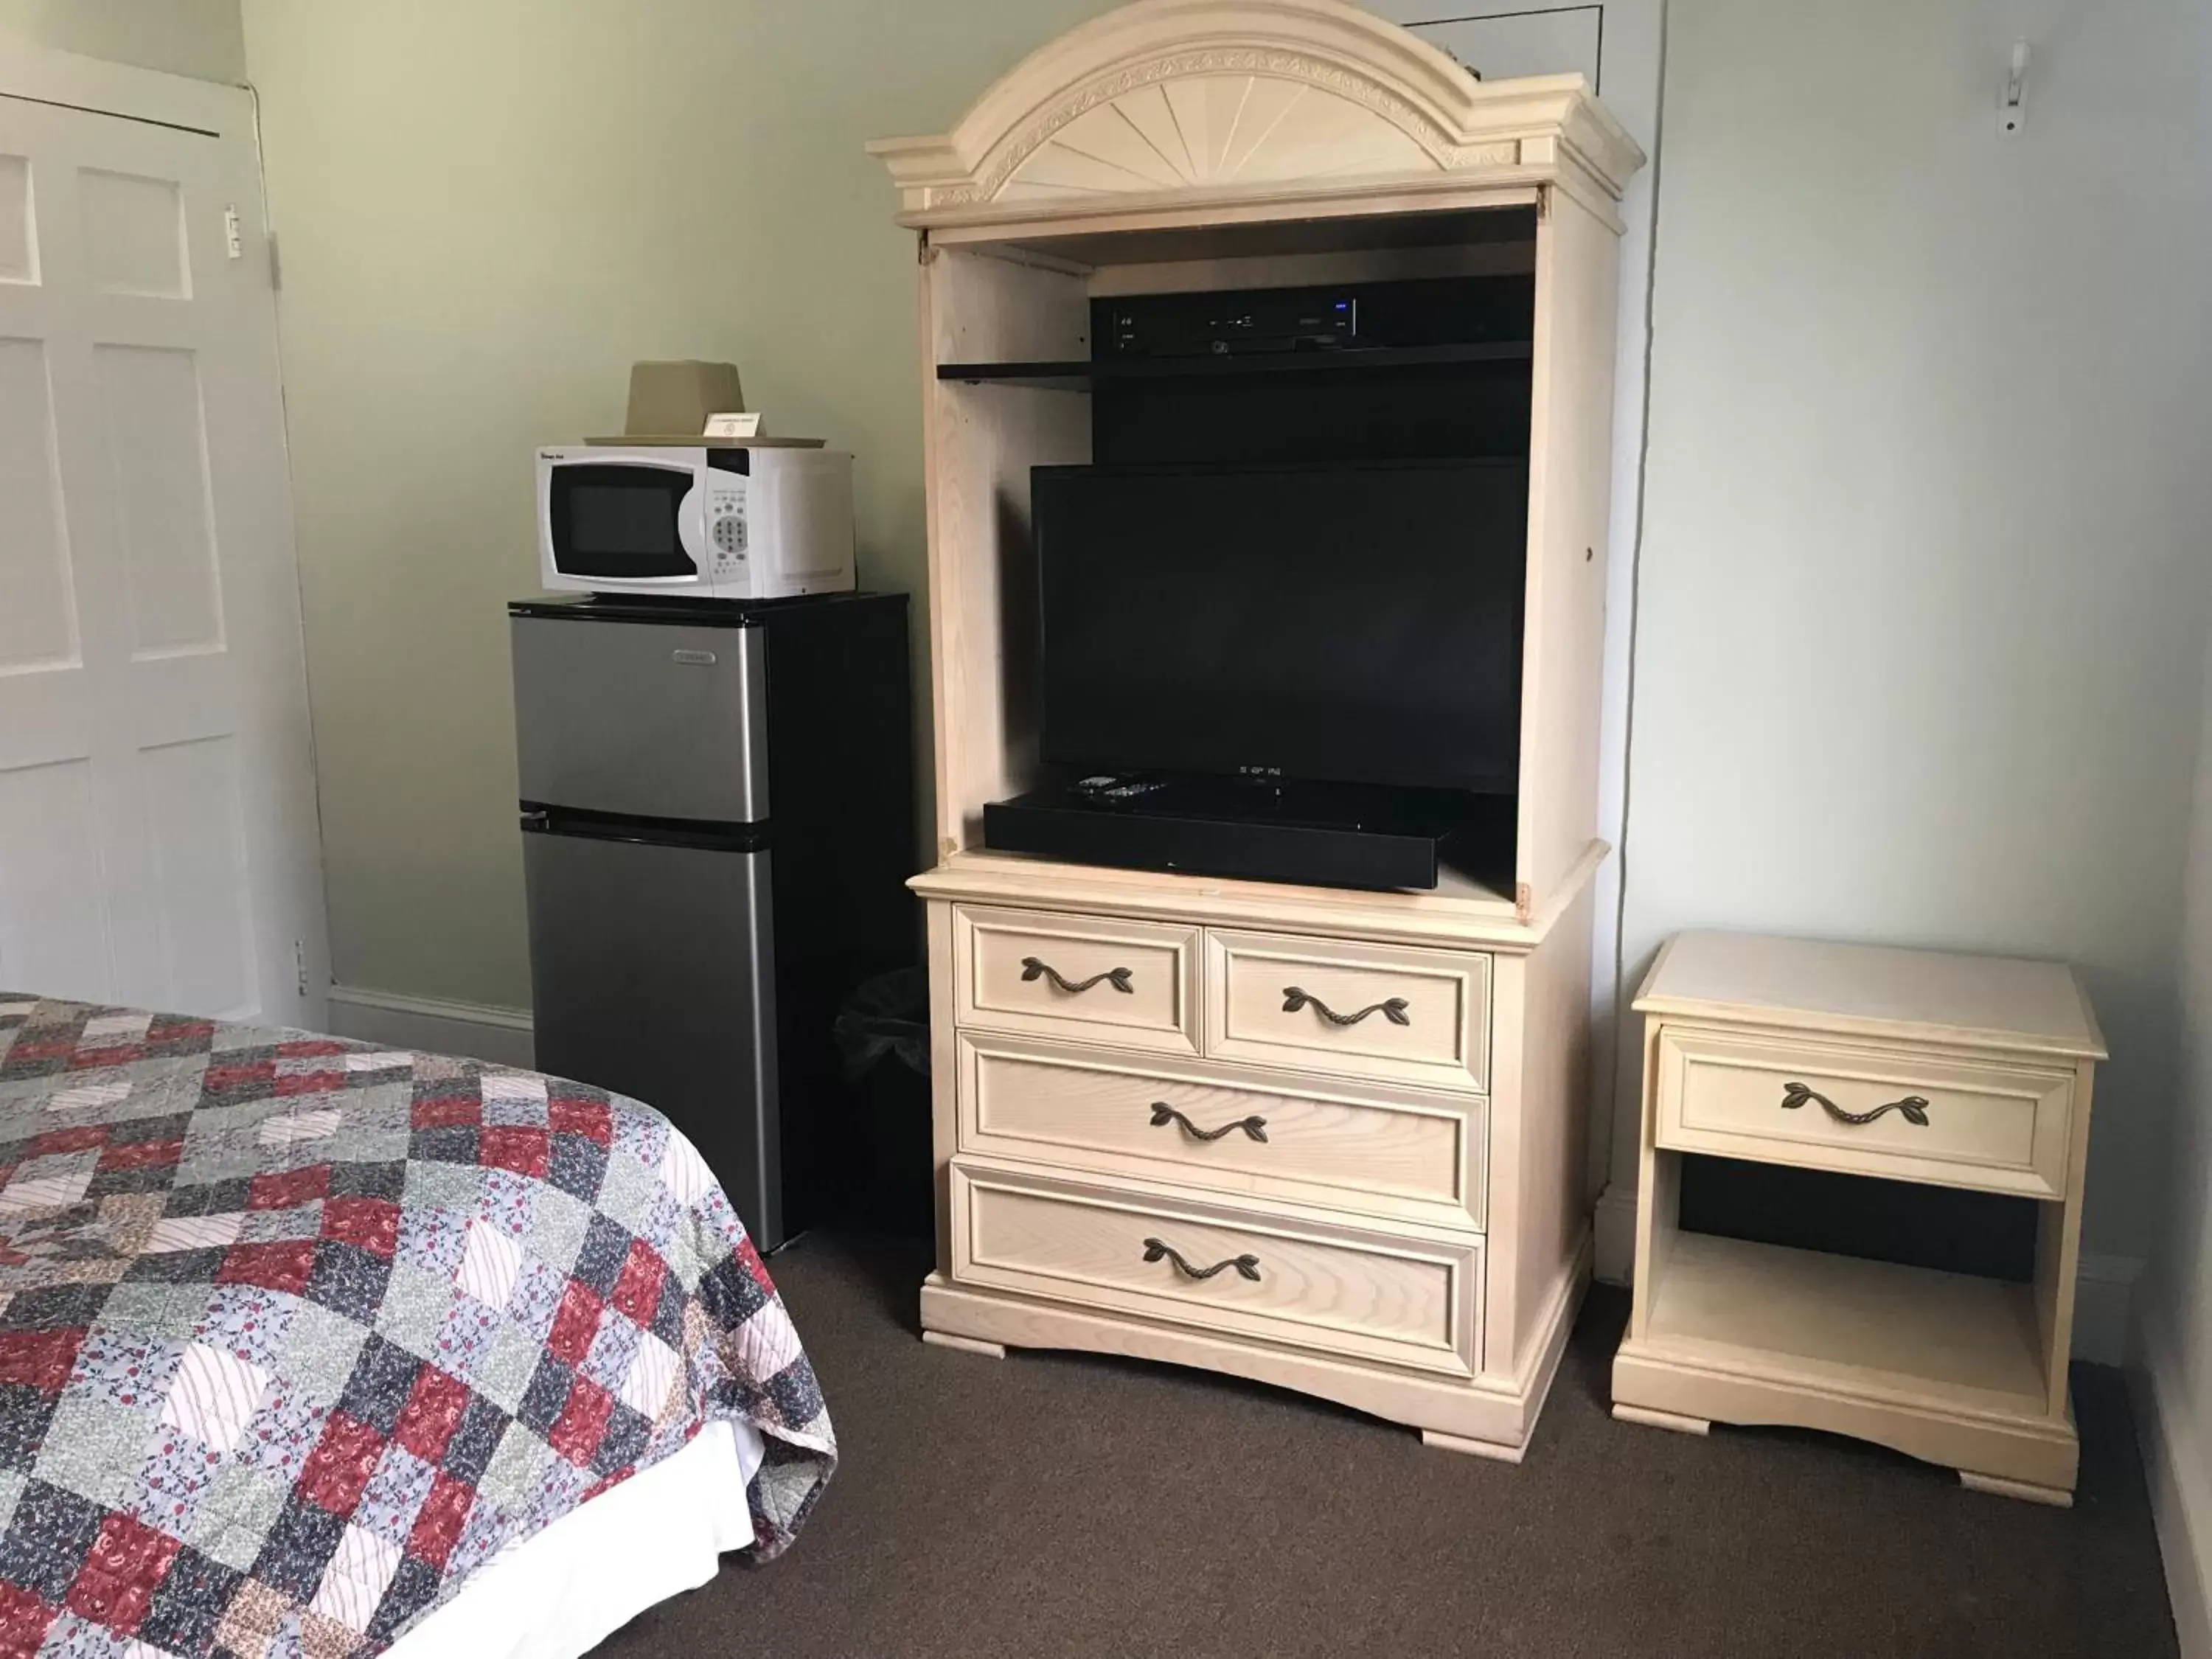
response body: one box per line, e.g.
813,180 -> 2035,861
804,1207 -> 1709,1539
1033,459 -> 1529,796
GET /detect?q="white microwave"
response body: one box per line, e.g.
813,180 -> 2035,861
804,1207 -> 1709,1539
536,445 -> 856,601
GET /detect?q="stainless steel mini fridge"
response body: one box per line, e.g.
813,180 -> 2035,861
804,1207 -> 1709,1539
509,594 -> 913,1251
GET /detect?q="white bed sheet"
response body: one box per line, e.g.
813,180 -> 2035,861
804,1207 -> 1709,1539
389,1418 -> 767,1659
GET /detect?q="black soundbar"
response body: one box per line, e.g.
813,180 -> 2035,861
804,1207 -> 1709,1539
983,780 -> 1502,892
1093,273 -> 1535,360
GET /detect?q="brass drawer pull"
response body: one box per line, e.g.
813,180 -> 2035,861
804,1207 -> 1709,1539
1781,1080 -> 1931,1127
1149,1102 -> 1269,1144
1021,956 -> 1133,995
1281,987 -> 1410,1027
1142,1237 -> 1262,1281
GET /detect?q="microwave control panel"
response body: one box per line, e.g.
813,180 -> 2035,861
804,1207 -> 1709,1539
706,476 -> 748,580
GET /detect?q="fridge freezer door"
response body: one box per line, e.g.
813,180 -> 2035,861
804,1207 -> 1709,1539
521,824 -> 785,1248
512,613 -> 767,823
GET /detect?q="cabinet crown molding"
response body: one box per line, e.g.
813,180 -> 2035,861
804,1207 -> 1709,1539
866,0 -> 1643,230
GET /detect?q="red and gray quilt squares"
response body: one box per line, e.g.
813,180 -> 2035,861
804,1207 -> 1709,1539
0,994 -> 833,1658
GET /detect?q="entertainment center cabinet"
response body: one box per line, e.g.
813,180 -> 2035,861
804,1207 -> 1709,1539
871,0 -> 1644,1458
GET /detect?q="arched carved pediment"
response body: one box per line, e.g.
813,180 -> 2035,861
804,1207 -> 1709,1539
870,0 -> 1641,228
994,59 -> 1461,205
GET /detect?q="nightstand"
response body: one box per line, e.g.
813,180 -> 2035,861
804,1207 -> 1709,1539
1611,931 -> 2106,1505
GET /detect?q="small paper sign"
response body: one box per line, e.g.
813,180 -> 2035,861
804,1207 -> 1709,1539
702,411 -> 762,438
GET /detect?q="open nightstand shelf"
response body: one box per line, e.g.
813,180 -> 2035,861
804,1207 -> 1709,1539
1633,1231 -> 2050,1415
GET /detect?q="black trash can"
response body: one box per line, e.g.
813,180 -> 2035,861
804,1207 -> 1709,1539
832,967 -> 933,1236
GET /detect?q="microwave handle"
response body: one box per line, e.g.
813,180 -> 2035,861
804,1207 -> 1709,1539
676,480 -> 708,565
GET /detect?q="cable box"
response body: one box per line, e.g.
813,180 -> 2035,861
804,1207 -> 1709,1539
1093,274 -> 1534,360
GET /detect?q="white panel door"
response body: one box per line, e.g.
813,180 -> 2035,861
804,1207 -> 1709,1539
0,49 -> 326,1027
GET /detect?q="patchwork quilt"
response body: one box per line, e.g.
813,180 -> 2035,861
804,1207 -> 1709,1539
0,995 -> 835,1658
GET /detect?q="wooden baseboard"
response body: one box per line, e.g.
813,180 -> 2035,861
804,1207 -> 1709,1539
1593,1180 -> 1639,1287
2134,1312 -> 2212,1658
324,985 -> 535,1069
2073,1251 -> 2146,1368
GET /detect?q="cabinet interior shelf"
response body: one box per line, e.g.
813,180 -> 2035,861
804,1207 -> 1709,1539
1640,1229 -> 2051,1413
936,341 -> 1534,391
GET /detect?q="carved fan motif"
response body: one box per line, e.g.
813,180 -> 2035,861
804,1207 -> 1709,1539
1000,74 -> 1434,201
870,0 -> 1644,222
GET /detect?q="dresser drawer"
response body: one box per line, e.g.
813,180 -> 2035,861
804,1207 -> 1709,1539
956,1033 -> 1484,1228
1203,930 -> 1490,1092
1653,1026 -> 2076,1199
953,905 -> 1200,1054
949,1162 -> 1481,1377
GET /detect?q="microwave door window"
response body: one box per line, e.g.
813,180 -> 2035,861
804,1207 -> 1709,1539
552,465 -> 696,580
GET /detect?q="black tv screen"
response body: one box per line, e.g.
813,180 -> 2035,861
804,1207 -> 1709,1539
1034,460 -> 1528,795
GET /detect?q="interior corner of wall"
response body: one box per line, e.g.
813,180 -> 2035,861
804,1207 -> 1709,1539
2132,1297 -> 2212,1659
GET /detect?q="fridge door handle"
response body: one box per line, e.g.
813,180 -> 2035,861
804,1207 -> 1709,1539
517,801 -> 767,852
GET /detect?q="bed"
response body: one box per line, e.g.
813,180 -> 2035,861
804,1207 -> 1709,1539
0,993 -> 835,1657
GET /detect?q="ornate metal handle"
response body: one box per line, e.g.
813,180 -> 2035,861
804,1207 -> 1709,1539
1281,987 -> 1410,1027
1149,1102 -> 1268,1144
1021,956 -> 1133,995
1780,1081 -> 1930,1127
1142,1237 -> 1261,1281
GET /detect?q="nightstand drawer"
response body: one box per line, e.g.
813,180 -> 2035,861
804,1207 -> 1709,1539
1653,1027 -> 2076,1199
956,1033 -> 1484,1228
949,1162 -> 1481,1377
953,905 -> 1200,1054
1203,929 -> 1490,1092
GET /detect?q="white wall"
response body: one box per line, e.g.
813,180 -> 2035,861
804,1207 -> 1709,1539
1610,0 -> 2212,1267
0,0 -> 243,82
2138,639 -> 2212,1655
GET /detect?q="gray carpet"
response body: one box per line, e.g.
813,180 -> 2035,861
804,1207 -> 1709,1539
597,1230 -> 2177,1658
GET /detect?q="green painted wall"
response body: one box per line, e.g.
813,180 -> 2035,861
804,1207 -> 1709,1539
241,0 -> 1119,1008
0,0 -> 246,82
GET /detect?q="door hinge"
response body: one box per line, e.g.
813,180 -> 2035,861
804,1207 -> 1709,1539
223,204 -> 243,260
293,940 -> 309,997
917,230 -> 934,267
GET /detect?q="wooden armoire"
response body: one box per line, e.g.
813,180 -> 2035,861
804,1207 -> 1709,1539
871,0 -> 1642,1459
